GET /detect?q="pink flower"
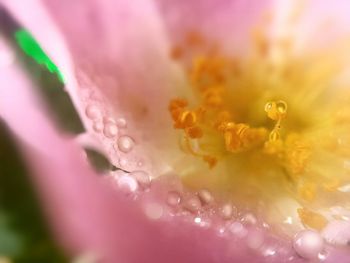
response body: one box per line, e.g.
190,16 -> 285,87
1,0 -> 350,262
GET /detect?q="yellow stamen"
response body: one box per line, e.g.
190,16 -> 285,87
166,28 -> 350,232
265,100 -> 288,142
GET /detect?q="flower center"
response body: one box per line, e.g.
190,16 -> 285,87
168,31 -> 350,232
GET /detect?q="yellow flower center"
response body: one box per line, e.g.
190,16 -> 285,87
168,29 -> 350,232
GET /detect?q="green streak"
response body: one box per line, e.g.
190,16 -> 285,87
14,29 -> 64,82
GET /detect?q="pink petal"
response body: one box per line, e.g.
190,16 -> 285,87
1,0 -> 178,172
294,0 -> 350,52
155,0 -> 273,55
2,1 -> 350,262
0,37 -> 308,263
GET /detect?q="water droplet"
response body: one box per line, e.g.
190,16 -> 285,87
287,256 -> 295,261
318,251 -> 327,261
103,122 -> 118,138
143,202 -> 163,220
117,135 -> 134,153
220,203 -> 235,220
167,191 -> 181,207
263,248 -> 276,257
246,230 -> 264,249
117,175 -> 138,192
130,170 -> 151,189
293,230 -> 324,259
198,189 -> 214,205
283,216 -> 293,225
322,220 -> 350,246
229,222 -> 247,238
119,158 -> 128,167
103,116 -> 115,123
92,121 -> 103,132
85,105 -> 102,120
116,118 -> 127,128
183,196 -> 201,213
241,213 -> 257,225
194,217 -> 202,224
195,217 -> 211,228
217,226 -> 226,236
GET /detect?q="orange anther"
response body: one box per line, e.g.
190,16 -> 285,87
170,45 -> 184,60
186,126 -> 203,139
203,155 -> 217,169
170,108 -> 183,121
169,98 -> 188,111
180,111 -> 197,127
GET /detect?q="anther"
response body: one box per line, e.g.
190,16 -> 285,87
265,100 -> 287,142
180,111 -> 197,127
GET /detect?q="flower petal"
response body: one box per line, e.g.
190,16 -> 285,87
154,0 -> 273,55
294,0 -> 350,52
0,35 -> 310,263
2,0 -> 188,172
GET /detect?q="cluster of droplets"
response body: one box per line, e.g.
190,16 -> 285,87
106,166 -> 333,261
85,104 -> 133,149
109,169 -> 151,194
76,48 -> 350,262
79,73 -> 140,170
2,18 -> 348,262
79,85 -> 347,262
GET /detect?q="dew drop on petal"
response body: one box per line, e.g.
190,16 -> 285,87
198,189 -> 214,205
217,226 -> 226,236
118,158 -> 128,168
220,203 -> 235,220
92,121 -> 104,133
241,213 -> 257,225
293,230 -> 324,259
194,217 -> 202,224
85,105 -> 102,120
183,196 -> 201,213
130,170 -> 151,189
103,116 -> 115,124
321,220 -> 350,246
167,191 -> 181,207
103,122 -> 118,138
229,222 -> 248,238
262,247 -> 276,257
143,202 -> 163,220
246,230 -> 264,250
117,135 -> 134,153
117,175 -> 138,192
116,118 -> 127,128
318,251 -> 328,261
194,217 -> 211,228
